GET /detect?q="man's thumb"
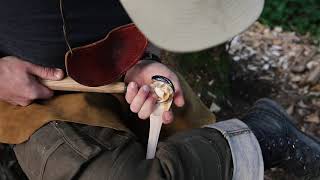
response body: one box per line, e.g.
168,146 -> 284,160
28,64 -> 64,80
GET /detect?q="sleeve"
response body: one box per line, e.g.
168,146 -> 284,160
141,42 -> 162,62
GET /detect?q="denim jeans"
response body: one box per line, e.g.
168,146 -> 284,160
206,119 -> 264,180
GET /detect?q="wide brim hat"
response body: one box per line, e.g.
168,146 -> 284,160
120,0 -> 265,52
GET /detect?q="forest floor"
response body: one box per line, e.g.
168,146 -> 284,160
165,22 -> 320,180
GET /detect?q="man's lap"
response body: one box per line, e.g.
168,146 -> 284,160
0,74 -> 215,145
14,121 -> 233,180
14,121 -> 133,180
12,74 -> 221,179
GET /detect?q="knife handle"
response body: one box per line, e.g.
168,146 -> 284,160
41,77 -> 127,94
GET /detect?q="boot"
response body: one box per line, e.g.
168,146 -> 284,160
241,98 -> 320,179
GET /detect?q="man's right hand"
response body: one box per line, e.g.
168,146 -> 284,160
0,56 -> 64,106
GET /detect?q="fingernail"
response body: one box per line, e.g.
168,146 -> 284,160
178,101 -> 185,107
176,98 -> 185,107
163,114 -> 172,124
129,82 -> 137,89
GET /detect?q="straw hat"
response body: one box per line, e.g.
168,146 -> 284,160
120,0 -> 264,52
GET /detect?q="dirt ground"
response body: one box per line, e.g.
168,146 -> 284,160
1,22 -> 319,180
165,22 -> 320,180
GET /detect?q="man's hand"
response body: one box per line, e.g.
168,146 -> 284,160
0,56 -> 64,106
124,60 -> 184,124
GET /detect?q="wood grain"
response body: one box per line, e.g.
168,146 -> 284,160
42,77 -> 126,93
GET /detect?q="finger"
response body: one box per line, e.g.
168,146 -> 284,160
171,77 -> 185,107
162,110 -> 174,124
27,64 -> 64,80
174,91 -> 185,107
130,85 -> 150,113
125,82 -> 138,104
138,95 -> 157,120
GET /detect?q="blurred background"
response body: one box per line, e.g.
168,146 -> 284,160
163,0 -> 320,179
261,0 -> 320,41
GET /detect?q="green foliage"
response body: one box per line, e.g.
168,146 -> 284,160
260,0 -> 320,40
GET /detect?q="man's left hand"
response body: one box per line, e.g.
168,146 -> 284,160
124,60 -> 184,124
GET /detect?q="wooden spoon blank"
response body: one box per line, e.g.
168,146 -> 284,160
41,77 -> 126,94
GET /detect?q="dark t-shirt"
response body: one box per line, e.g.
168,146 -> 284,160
0,0 -> 131,69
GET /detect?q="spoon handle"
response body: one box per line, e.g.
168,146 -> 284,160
146,100 -> 173,159
42,77 -> 127,93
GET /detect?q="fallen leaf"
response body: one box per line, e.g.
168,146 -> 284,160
286,104 -> 295,115
305,113 -> 320,123
209,101 -> 221,113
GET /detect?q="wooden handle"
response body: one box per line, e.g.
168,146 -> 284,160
41,77 -> 126,93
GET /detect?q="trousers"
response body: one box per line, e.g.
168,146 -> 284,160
14,121 -> 233,180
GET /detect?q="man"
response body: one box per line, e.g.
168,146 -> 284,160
0,0 -> 319,180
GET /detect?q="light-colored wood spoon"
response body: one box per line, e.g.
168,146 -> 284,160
41,77 -> 126,93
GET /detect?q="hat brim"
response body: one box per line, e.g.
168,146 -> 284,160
120,0 -> 264,53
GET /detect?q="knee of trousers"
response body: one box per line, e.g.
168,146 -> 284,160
13,121 -> 133,180
156,128 -> 234,180
110,128 -> 233,180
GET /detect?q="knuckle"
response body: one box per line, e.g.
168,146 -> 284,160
2,56 -> 19,62
27,92 -> 38,100
19,100 -> 32,107
17,61 -> 31,70
40,67 -> 54,78
18,64 -> 28,72
24,88 -> 38,100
